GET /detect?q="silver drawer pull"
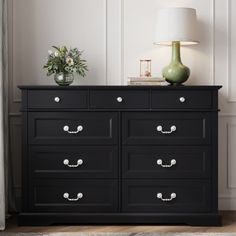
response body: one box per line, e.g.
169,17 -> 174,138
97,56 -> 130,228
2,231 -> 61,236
63,192 -> 83,201
179,97 -> 186,103
117,97 -> 123,103
157,125 -> 176,134
157,193 -> 176,202
63,159 -> 83,168
63,125 -> 83,134
157,159 -> 176,168
54,97 -> 61,103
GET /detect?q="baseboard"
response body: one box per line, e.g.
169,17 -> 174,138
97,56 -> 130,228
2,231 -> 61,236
219,197 -> 236,210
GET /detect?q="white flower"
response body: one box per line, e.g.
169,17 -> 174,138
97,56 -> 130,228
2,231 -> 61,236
66,57 -> 74,66
54,51 -> 59,57
48,50 -> 53,55
57,74 -> 64,81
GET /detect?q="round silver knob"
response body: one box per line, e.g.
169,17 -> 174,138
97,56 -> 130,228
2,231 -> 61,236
170,125 -> 177,132
179,97 -> 186,103
77,193 -> 83,199
157,159 -> 162,165
117,97 -> 123,103
171,159 -> 177,165
78,125 -> 83,132
63,125 -> 69,132
63,192 -> 69,199
54,97 -> 61,103
63,159 -> 69,165
77,159 -> 83,165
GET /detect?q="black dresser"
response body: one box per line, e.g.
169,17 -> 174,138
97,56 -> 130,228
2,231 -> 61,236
18,85 -> 221,226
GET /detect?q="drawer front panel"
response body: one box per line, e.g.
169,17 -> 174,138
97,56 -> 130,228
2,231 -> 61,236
122,180 -> 211,213
122,112 -> 211,145
151,90 -> 212,109
29,146 -> 118,178
28,90 -> 88,109
29,179 -> 118,212
90,89 -> 149,109
28,112 -> 118,145
122,146 -> 211,179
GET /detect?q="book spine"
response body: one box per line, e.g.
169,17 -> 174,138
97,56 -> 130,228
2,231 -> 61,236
128,81 -> 168,85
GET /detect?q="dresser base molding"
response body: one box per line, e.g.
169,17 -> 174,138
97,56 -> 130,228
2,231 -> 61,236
18,213 -> 222,226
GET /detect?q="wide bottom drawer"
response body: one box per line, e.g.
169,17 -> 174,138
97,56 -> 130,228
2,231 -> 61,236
122,179 -> 211,213
29,179 -> 118,212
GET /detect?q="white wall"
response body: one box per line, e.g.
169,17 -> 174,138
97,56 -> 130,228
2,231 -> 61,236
8,0 -> 236,210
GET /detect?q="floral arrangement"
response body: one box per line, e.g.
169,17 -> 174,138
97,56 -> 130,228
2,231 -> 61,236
43,46 -> 88,77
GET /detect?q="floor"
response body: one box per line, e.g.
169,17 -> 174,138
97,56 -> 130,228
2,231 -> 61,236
4,212 -> 236,233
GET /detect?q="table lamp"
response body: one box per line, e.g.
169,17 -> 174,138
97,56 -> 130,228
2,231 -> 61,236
154,7 -> 199,85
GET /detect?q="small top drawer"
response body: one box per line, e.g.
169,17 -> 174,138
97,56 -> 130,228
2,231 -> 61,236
90,89 -> 149,109
28,90 -> 88,109
151,90 -> 212,109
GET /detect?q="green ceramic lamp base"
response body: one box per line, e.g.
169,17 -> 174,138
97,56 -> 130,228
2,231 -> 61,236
162,41 -> 190,85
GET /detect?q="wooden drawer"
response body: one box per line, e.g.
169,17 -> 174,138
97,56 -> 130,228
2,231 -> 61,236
29,179 -> 118,212
122,112 -> 211,145
28,112 -> 118,145
90,89 -> 149,109
28,90 -> 88,109
122,146 -> 211,179
122,180 -> 211,213
29,146 -> 118,178
151,90 -> 212,109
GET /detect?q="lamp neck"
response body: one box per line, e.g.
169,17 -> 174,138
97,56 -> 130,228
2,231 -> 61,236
171,41 -> 182,63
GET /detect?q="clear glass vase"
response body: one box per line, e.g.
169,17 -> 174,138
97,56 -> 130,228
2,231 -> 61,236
54,73 -> 74,86
140,60 -> 152,77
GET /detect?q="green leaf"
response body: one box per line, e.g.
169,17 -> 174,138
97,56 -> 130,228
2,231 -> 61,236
52,46 -> 60,51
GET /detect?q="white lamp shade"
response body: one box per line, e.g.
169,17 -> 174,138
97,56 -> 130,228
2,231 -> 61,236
154,7 -> 199,45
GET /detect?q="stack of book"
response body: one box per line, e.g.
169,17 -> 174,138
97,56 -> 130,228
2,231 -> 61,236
128,77 -> 168,86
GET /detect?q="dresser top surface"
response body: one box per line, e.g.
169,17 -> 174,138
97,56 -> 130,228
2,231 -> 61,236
18,85 -> 222,90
